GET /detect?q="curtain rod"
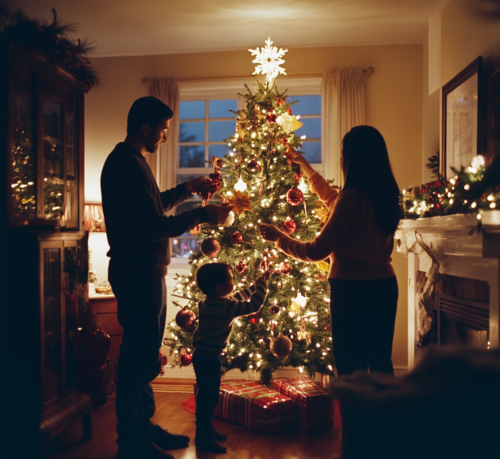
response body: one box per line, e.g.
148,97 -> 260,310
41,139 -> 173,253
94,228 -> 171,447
142,67 -> 374,84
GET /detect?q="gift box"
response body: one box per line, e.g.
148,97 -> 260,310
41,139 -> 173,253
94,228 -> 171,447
271,376 -> 333,431
196,380 -> 294,434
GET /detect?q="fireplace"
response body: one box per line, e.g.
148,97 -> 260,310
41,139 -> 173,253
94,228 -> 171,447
437,292 -> 489,348
395,211 -> 500,370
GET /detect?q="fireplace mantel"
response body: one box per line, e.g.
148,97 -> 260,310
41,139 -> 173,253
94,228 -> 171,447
395,211 -> 500,370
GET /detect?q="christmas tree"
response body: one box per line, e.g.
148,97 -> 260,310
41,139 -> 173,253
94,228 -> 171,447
165,39 -> 334,384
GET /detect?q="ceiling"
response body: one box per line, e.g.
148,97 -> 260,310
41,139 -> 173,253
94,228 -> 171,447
7,0 -> 444,57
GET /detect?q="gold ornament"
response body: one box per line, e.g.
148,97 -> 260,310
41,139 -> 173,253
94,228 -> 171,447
315,205 -> 329,223
227,191 -> 253,215
316,260 -> 330,272
297,329 -> 312,345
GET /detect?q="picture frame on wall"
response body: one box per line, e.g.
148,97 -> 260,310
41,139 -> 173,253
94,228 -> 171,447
442,57 -> 486,179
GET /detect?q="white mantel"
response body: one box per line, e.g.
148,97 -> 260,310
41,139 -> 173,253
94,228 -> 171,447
395,211 -> 500,371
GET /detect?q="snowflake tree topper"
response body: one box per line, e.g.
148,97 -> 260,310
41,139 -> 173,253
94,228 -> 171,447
249,38 -> 288,83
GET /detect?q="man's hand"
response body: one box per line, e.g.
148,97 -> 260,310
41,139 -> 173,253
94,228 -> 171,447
186,176 -> 213,195
257,223 -> 282,242
204,203 -> 234,225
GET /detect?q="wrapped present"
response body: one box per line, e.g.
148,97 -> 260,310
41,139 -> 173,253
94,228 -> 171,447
271,376 -> 333,431
203,380 -> 294,434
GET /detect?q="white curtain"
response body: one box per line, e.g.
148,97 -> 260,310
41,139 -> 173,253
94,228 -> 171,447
322,68 -> 367,187
146,78 -> 179,193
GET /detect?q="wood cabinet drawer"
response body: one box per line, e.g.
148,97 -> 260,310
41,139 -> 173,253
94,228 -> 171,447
90,297 -> 117,314
98,313 -> 123,336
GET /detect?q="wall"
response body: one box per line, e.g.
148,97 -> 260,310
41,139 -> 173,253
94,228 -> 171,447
84,43 -> 424,370
424,0 -> 500,185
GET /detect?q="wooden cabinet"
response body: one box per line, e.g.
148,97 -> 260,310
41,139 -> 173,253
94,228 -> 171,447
37,233 -> 92,440
4,42 -> 84,230
90,296 -> 123,364
0,40 -> 90,455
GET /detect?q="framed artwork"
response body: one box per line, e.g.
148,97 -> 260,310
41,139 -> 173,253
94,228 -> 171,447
441,57 -> 486,178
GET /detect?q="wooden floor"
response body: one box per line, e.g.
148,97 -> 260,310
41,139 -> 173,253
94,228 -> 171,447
44,391 -> 342,459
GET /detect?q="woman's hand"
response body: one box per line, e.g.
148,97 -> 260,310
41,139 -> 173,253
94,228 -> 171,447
288,147 -> 308,167
288,148 -> 316,179
258,224 -> 282,242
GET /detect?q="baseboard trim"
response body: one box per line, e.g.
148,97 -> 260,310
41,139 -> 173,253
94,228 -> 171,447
157,366 -> 318,381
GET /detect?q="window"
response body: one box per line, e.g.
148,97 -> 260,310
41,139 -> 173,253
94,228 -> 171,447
287,95 -> 322,165
170,77 -> 323,260
172,99 -> 237,258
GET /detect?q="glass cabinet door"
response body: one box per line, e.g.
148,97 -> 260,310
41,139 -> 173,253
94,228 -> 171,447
42,244 -> 62,404
64,244 -> 80,393
64,93 -> 79,229
10,64 -> 36,222
42,94 -> 65,221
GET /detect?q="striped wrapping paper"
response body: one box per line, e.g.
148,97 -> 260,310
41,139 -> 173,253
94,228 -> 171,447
212,380 -> 294,434
270,376 -> 334,431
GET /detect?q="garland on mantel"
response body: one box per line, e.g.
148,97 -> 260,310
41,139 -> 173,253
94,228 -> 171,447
402,155 -> 500,221
0,7 -> 99,93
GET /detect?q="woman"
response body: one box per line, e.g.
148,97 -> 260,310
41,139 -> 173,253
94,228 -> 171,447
258,125 -> 401,375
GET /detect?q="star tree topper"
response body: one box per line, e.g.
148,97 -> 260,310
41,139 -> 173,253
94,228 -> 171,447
249,38 -> 288,83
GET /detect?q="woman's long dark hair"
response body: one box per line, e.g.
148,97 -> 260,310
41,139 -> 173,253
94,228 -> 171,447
342,125 -> 401,235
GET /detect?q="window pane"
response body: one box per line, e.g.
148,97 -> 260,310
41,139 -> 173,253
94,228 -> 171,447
300,118 -> 321,139
302,141 -> 321,164
288,95 -> 321,115
179,145 -> 205,168
209,120 -> 235,142
180,122 -> 205,142
171,236 -> 199,258
209,145 -> 230,160
180,101 -> 205,120
209,99 -> 237,118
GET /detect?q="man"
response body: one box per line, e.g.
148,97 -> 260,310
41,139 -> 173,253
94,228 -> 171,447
101,96 -> 232,459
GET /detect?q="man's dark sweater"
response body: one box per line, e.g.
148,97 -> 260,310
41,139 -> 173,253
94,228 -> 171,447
101,142 -> 208,270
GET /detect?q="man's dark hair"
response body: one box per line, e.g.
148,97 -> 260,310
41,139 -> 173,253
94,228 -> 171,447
196,263 -> 232,297
126,96 -> 173,135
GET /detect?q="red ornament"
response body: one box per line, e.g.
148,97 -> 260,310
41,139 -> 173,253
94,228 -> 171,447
267,112 -> 277,123
270,304 -> 280,315
248,313 -> 257,325
247,160 -> 262,172
270,334 -> 293,358
286,187 -> 304,206
279,261 -> 293,275
201,238 -> 221,258
235,261 -> 248,274
180,353 -> 192,366
287,107 -> 292,115
231,232 -> 243,244
160,351 -> 167,366
276,98 -> 285,106
281,137 -> 288,146
175,308 -> 197,329
282,217 -> 297,234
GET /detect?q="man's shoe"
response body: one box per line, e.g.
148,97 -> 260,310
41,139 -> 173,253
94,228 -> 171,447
150,424 -> 190,450
116,440 -> 174,459
195,435 -> 227,454
212,426 -> 228,442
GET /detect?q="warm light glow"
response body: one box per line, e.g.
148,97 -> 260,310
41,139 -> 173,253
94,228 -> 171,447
233,176 -> 247,192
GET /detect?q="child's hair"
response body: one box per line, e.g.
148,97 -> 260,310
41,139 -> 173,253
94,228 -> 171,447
196,262 -> 232,297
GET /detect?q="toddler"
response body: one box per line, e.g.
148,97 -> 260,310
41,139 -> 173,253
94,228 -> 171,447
192,262 -> 270,453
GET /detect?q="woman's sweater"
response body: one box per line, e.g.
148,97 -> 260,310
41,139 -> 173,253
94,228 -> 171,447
276,173 -> 395,280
